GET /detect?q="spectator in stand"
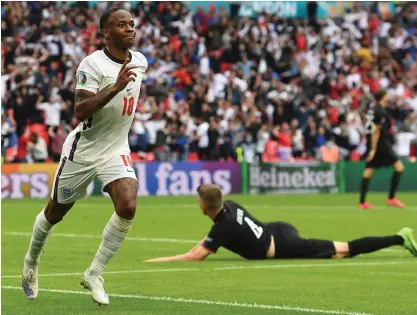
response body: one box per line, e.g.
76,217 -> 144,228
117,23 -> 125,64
304,118 -> 317,158
48,122 -> 69,162
317,136 -> 340,163
171,123 -> 189,161
26,132 -> 47,163
278,123 -> 293,160
291,119 -> 304,158
195,116 -> 209,160
207,118 -> 220,160
219,132 -> 236,161
2,1 -> 417,164
154,123 -> 173,162
36,94 -> 68,130
15,127 -> 30,163
316,126 -> 327,148
240,130 -> 256,163
395,125 -> 417,160
256,124 -> 269,162
1,109 -> 17,162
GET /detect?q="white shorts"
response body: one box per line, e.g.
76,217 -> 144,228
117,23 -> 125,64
51,154 -> 137,204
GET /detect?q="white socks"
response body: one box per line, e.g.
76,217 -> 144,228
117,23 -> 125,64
24,209 -> 54,267
89,213 -> 132,276
24,210 -> 132,277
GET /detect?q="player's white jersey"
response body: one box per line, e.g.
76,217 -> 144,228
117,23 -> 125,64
62,48 -> 148,164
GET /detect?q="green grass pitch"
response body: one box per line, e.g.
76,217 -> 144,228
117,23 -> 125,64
2,193 -> 417,315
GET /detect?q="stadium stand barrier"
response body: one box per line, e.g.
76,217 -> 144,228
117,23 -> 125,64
3,161 -> 416,199
343,161 -> 417,193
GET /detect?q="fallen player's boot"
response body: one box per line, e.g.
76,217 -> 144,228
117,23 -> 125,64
397,227 -> 417,257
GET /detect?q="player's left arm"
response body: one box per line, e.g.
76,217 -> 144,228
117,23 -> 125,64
144,239 -> 211,262
370,123 -> 381,146
370,111 -> 383,151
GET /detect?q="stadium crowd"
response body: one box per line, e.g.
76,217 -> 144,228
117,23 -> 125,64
1,1 -> 417,164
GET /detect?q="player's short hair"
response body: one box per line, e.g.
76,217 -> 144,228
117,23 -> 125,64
197,184 -> 223,212
100,7 -> 123,31
374,89 -> 388,102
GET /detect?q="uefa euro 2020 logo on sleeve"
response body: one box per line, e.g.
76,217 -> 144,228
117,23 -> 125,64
77,71 -> 87,86
62,187 -> 73,199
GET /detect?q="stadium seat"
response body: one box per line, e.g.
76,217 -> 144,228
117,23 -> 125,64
130,152 -> 139,162
145,152 -> 155,161
187,152 -> 199,161
29,124 -> 46,134
263,140 -> 279,162
221,62 -> 232,73
350,151 -> 361,161
294,157 -> 307,161
28,123 -> 49,144
5,147 -> 17,162
40,132 -> 49,146
410,144 -> 416,158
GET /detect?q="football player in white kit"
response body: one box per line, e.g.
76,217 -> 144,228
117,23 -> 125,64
21,8 -> 147,306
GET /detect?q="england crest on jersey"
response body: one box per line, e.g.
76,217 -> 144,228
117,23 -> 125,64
62,187 -> 74,199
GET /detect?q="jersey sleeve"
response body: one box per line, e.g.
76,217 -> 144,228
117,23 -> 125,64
373,107 -> 385,125
134,51 -> 149,73
75,57 -> 101,93
224,200 -> 242,209
37,102 -> 49,111
202,223 -> 231,253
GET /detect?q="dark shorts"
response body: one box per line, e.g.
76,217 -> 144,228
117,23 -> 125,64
266,222 -> 336,259
366,147 -> 398,169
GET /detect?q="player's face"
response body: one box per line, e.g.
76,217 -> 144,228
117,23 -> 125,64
381,94 -> 389,107
105,10 -> 135,49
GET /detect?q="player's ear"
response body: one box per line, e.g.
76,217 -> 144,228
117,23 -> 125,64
102,28 -> 109,39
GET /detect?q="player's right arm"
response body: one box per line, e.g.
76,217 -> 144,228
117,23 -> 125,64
74,58 -> 138,121
188,238 -> 207,253
367,125 -> 381,161
144,225 -> 231,262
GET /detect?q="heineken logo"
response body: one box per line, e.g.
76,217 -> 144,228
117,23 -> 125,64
249,164 -> 337,192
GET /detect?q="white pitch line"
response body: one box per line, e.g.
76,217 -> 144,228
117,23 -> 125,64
4,202 -> 417,211
1,268 -> 199,279
211,260 -> 413,270
2,261 -> 413,279
1,285 -> 381,315
75,203 -> 417,211
3,232 -> 199,244
1,232 -> 407,254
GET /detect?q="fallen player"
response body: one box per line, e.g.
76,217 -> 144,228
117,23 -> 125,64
145,184 -> 417,262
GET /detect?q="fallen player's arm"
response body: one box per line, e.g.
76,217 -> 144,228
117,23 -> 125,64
144,239 -> 211,262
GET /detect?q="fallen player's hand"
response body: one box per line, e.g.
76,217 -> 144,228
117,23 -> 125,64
114,58 -> 138,92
